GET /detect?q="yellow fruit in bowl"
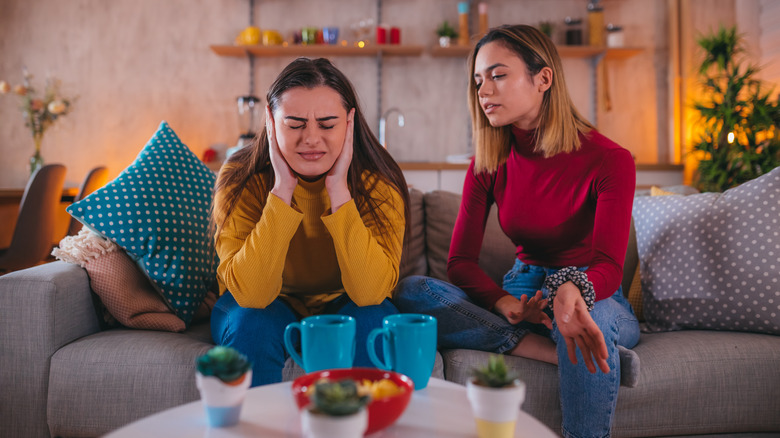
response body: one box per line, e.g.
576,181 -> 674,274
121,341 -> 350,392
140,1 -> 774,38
360,378 -> 403,400
262,30 -> 284,46
235,26 -> 261,46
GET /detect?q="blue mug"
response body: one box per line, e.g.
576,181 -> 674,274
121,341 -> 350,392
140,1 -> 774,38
284,315 -> 356,373
367,314 -> 437,390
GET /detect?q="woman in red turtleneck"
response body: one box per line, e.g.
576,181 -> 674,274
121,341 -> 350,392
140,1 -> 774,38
394,25 -> 640,438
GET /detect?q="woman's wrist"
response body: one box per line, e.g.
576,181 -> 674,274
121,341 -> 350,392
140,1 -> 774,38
543,266 -> 595,312
270,185 -> 294,206
326,182 -> 352,212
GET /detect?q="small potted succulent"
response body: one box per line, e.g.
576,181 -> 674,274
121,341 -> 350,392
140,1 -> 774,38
302,379 -> 371,438
195,346 -> 253,427
466,354 -> 526,438
538,21 -> 555,39
436,20 -> 458,47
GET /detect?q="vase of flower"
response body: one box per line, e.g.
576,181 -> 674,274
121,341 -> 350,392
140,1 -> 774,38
0,68 -> 73,175
30,133 -> 44,174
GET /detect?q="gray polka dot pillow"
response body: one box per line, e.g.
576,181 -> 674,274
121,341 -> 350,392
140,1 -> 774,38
632,167 -> 780,335
67,121 -> 217,325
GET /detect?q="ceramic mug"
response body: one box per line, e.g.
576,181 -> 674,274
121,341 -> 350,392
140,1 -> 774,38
367,314 -> 437,390
284,315 -> 356,373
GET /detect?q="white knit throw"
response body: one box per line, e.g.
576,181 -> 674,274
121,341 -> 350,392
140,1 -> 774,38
51,227 -> 118,267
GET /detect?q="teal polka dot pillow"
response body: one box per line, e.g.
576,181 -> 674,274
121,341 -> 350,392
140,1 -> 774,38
67,121 -> 216,325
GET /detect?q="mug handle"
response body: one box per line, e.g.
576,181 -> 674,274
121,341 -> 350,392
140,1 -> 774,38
367,327 -> 391,370
283,322 -> 305,370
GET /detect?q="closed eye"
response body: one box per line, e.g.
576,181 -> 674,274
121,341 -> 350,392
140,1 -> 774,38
492,74 -> 506,80
289,124 -> 305,129
319,124 -> 335,130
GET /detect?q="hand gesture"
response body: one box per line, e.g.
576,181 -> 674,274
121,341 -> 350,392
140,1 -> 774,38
553,282 -> 610,374
494,291 -> 552,329
266,106 -> 297,205
325,108 -> 355,212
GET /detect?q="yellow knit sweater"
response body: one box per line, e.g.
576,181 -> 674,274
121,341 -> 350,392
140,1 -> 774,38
214,171 -> 405,316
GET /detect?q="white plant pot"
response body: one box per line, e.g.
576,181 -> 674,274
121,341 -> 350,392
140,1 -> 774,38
196,370 -> 252,427
301,407 -> 368,438
466,377 -> 526,438
438,36 -> 451,47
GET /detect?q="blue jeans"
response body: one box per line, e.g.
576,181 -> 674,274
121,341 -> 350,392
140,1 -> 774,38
211,292 -> 399,387
394,259 -> 640,438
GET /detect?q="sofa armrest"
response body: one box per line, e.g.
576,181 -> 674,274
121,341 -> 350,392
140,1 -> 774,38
0,261 -> 100,438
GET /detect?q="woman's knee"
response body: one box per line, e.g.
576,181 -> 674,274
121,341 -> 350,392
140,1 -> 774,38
394,275 -> 429,298
586,298 -> 635,346
212,295 -> 296,345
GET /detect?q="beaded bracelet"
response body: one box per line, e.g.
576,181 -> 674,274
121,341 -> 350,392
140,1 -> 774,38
543,266 -> 595,312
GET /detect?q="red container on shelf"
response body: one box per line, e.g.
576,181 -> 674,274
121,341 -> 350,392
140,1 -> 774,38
376,26 -> 387,44
390,26 -> 401,44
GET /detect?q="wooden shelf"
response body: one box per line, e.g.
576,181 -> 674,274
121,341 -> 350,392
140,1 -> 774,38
604,47 -> 644,60
212,43 -> 642,61
210,44 -> 424,58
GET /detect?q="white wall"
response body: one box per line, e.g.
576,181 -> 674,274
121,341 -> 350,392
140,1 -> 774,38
0,0 -> 736,189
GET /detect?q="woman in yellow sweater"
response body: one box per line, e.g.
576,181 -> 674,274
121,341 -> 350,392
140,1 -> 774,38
211,58 -> 409,386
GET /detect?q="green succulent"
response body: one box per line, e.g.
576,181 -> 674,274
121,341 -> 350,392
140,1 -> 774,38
471,354 -> 519,388
436,20 -> 458,38
538,21 -> 554,37
196,346 -> 252,384
310,379 -> 370,416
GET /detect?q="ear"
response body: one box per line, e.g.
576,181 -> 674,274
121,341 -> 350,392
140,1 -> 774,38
536,67 -> 553,93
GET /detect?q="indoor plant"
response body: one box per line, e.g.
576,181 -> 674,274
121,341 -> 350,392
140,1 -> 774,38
466,354 -> 526,438
691,26 -> 780,192
195,346 -> 253,427
0,68 -> 73,174
301,378 -> 370,438
436,20 -> 458,47
538,21 -> 555,39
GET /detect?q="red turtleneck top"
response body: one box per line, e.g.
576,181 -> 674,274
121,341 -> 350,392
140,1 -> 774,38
447,127 -> 636,310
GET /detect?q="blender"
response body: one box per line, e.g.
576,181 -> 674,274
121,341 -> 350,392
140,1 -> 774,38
235,95 -> 261,149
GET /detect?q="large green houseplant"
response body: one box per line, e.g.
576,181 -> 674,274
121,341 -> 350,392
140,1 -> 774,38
691,26 -> 780,192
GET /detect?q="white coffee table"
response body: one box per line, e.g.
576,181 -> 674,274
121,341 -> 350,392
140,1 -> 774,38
104,377 -> 557,437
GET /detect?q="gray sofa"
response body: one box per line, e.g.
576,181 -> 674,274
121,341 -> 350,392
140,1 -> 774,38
1,188 -> 779,438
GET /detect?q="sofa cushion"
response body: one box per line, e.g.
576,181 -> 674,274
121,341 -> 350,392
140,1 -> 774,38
423,190 -> 515,285
633,168 -> 780,334
47,327 -> 214,437
66,121 -> 217,325
442,330 -> 780,436
399,188 -> 427,279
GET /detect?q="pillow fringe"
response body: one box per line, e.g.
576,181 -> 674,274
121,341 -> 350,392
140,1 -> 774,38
52,228 -> 118,267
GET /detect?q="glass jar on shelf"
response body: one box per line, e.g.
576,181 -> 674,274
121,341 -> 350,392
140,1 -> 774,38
606,23 -> 624,48
564,17 -> 583,46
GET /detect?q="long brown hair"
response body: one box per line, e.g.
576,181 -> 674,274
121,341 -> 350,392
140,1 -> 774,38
467,24 -> 594,173
213,57 -> 409,242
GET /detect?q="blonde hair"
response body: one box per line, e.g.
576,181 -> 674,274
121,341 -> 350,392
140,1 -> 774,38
468,24 -> 594,173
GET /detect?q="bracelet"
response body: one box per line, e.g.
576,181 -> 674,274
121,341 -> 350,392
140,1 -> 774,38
543,266 -> 595,312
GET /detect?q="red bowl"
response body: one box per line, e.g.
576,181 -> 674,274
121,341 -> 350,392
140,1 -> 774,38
291,367 -> 414,435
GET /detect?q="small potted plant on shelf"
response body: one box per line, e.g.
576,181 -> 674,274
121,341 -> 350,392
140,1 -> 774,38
538,21 -> 555,39
466,354 -> 526,438
436,20 -> 459,48
302,379 -> 371,438
195,346 -> 253,427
